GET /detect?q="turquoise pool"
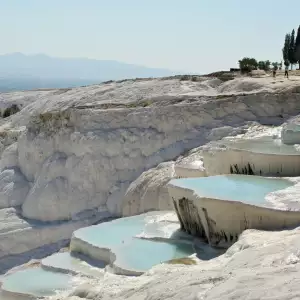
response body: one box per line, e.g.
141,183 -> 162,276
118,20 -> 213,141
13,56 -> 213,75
1,267 -> 73,297
221,137 -> 300,155
42,252 -> 105,277
169,175 -> 293,205
74,213 -> 194,272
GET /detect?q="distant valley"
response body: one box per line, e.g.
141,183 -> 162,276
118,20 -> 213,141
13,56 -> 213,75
0,53 -> 177,92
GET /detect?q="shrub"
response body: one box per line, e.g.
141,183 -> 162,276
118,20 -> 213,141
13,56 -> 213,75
2,104 -> 20,118
238,57 -> 258,73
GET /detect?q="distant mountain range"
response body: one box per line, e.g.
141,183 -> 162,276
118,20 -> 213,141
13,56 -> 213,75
0,53 -> 177,92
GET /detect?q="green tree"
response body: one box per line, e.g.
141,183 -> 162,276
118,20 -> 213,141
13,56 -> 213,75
295,25 -> 300,69
258,61 -> 265,70
238,57 -> 258,73
258,60 -> 271,71
283,33 -> 291,63
272,62 -> 279,70
288,29 -> 296,69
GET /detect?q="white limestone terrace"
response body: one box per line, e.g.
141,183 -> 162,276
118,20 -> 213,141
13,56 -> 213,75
201,131 -> 300,177
41,252 -> 105,277
51,226 -> 300,300
168,175 -> 300,247
0,75 -> 300,272
0,211 -> 197,299
69,211 -> 194,276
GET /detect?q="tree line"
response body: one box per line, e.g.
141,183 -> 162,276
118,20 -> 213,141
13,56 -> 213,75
282,26 -> 300,69
238,25 -> 300,73
238,58 -> 281,73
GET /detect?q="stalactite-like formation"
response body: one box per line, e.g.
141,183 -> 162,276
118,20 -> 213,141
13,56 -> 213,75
172,199 -> 184,230
174,197 -> 240,247
230,163 -> 255,175
176,197 -> 206,240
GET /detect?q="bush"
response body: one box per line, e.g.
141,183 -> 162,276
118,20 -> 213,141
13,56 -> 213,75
2,104 -> 20,118
238,57 -> 258,73
179,75 -> 191,81
258,60 -> 271,71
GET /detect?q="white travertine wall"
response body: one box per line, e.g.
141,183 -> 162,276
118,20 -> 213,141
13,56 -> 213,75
1,78 -> 300,223
202,147 -> 300,177
168,183 -> 300,247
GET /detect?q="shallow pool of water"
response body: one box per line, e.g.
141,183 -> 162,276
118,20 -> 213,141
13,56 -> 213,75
115,239 -> 194,271
169,175 -> 293,205
74,212 -> 194,272
1,267 -> 73,297
221,137 -> 300,155
42,252 -> 105,276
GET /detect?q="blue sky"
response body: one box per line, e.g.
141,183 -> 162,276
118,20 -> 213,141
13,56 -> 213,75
0,0 -> 299,73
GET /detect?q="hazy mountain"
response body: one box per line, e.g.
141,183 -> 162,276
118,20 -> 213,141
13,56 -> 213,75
0,53 -> 177,92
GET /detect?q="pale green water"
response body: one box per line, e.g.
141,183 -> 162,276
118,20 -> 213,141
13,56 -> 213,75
76,214 -> 146,247
169,175 -> 293,205
1,267 -> 73,297
42,252 -> 105,276
74,213 -> 194,272
221,137 -> 300,155
114,239 -> 194,271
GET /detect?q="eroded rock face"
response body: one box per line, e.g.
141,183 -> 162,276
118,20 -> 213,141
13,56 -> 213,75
0,168 -> 30,208
0,143 -> 18,170
122,162 -> 175,216
0,78 -> 300,222
21,152 -> 98,221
